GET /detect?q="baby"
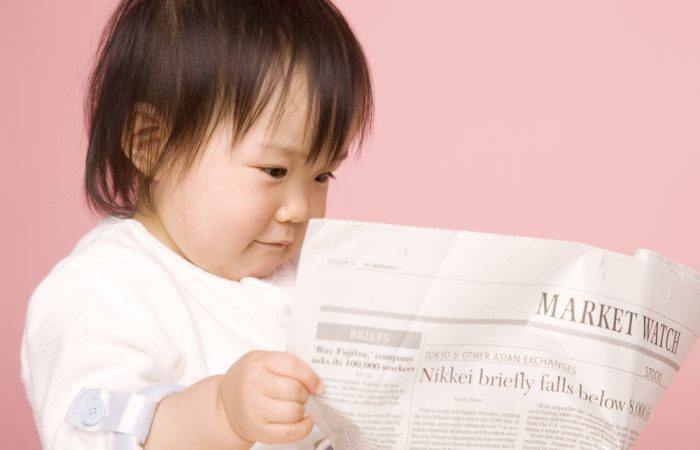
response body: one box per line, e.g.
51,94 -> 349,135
21,0 -> 373,449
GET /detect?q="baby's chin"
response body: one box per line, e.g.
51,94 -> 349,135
223,246 -> 300,280
241,259 -> 290,280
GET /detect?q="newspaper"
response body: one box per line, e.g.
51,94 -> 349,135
286,219 -> 700,450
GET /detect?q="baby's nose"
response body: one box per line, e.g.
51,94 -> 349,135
275,190 -> 310,223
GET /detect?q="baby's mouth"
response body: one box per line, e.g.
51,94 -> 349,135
255,240 -> 291,249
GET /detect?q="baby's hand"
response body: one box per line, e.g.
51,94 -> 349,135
219,351 -> 324,445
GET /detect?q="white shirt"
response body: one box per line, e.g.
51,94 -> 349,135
20,217 -> 324,449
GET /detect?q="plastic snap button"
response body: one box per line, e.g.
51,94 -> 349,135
80,398 -> 107,426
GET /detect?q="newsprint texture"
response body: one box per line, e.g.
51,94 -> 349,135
287,219 -> 700,450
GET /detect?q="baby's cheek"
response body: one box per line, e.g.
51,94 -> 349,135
286,239 -> 303,260
312,200 -> 327,219
307,188 -> 329,218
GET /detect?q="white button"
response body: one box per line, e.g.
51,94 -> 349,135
80,398 -> 107,426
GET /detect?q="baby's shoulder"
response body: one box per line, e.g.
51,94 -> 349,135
22,220 -> 187,399
46,218 -> 167,282
29,218 -> 180,316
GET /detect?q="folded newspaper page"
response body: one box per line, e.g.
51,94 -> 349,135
287,219 -> 700,450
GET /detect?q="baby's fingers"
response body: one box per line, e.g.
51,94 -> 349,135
264,352 -> 324,395
264,376 -> 309,403
260,415 -> 316,444
262,399 -> 306,423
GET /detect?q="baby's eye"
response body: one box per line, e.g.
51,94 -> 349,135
315,172 -> 336,183
260,167 -> 287,178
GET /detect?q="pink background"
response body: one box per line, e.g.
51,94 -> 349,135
2,0 -> 699,448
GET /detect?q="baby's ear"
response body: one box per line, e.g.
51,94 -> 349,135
121,102 -> 168,178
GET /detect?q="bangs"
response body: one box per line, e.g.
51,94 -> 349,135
213,1 -> 374,168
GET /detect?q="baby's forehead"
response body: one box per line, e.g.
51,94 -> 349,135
256,141 -> 306,158
254,139 -> 348,167
248,82 -> 314,136
220,71 -> 357,166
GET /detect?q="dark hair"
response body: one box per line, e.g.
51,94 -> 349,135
84,0 -> 373,217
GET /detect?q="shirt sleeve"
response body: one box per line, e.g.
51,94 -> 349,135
20,254 -> 184,450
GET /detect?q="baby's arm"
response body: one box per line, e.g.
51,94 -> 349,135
144,351 -> 323,449
21,253 -> 323,449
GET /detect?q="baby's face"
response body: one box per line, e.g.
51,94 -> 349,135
137,95 -> 343,281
